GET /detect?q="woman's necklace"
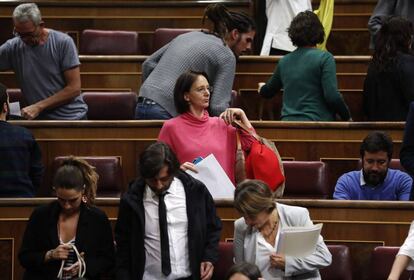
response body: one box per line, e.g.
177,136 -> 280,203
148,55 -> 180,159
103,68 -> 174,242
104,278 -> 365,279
261,211 -> 279,239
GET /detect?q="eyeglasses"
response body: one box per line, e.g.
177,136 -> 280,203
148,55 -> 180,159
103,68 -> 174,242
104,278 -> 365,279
193,86 -> 213,94
13,27 -> 38,39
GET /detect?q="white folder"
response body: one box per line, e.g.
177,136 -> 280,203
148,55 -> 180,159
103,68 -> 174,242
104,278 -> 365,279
186,154 -> 235,199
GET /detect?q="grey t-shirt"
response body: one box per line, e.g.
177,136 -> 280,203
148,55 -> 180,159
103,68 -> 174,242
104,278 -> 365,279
0,29 -> 87,120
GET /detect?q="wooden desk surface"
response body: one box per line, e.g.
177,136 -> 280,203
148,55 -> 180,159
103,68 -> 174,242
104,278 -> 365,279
0,198 -> 412,280
8,120 -> 405,196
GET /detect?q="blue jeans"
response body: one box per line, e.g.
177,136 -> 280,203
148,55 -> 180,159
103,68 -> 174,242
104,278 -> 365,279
134,97 -> 172,120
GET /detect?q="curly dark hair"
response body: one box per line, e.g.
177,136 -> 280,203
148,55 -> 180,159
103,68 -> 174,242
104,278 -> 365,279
372,16 -> 413,72
288,11 -> 324,47
203,3 -> 255,40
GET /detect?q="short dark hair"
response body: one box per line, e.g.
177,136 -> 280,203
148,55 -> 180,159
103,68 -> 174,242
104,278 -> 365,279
139,142 -> 180,179
360,131 -> 393,160
226,262 -> 262,280
174,70 -> 210,114
288,11 -> 325,47
0,83 -> 7,113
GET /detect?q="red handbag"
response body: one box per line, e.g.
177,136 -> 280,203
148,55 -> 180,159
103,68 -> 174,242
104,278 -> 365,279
235,120 -> 285,196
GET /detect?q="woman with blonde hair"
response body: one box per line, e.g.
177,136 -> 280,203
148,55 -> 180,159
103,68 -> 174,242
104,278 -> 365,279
19,156 -> 115,279
233,180 -> 331,279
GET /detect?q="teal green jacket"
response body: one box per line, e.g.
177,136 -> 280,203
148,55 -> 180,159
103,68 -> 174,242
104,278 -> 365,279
260,47 -> 350,121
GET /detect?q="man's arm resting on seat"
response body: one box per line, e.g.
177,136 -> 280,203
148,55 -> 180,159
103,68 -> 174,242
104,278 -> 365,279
21,66 -> 81,119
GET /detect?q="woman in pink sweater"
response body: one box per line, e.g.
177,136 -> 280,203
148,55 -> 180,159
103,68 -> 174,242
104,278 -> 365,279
158,70 -> 255,184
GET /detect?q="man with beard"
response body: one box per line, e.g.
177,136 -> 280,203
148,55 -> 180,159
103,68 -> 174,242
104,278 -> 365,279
333,131 -> 412,200
0,3 -> 87,120
115,142 -> 222,280
0,83 -> 43,197
134,3 -> 255,120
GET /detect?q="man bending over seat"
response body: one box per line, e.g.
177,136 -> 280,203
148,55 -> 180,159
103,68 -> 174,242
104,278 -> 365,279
334,131 -> 412,200
135,3 -> 255,120
0,3 -> 87,120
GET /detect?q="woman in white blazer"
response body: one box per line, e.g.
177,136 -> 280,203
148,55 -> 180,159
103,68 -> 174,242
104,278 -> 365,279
233,180 -> 331,279
388,221 -> 414,279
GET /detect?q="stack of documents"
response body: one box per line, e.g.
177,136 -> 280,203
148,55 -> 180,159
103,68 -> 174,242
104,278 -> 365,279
277,223 -> 323,257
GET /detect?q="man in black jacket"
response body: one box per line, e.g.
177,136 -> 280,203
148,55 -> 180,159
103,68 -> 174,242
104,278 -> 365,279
115,142 -> 222,280
401,102 -> 414,200
0,83 -> 43,197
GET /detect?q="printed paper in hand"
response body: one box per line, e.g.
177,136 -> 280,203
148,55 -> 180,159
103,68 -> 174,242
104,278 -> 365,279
9,102 -> 21,116
186,154 -> 235,199
277,223 -> 323,257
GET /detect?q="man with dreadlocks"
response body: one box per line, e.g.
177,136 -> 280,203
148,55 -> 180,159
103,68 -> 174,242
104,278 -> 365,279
135,3 -> 255,120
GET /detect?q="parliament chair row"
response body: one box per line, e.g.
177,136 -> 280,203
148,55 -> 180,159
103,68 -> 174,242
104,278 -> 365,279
53,156 -> 123,197
282,160 -> 405,199
233,89 -> 366,121
1,196 -> 413,279
72,27 -> 372,59
0,0 -> 376,56
67,158 -> 405,199
8,87 -> 368,122
2,54 -> 372,102
10,120 -> 403,196
216,242 -> 411,280
0,0 -> 376,55
7,89 -> 137,120
78,28 -> 201,55
213,242 -> 355,280
38,156 -> 389,199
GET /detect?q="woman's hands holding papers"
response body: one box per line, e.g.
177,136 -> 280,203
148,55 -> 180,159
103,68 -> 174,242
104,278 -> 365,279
180,162 -> 198,173
270,253 -> 286,270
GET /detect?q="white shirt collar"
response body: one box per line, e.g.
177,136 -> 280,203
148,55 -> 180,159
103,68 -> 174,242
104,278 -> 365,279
144,177 -> 178,200
359,169 -> 366,186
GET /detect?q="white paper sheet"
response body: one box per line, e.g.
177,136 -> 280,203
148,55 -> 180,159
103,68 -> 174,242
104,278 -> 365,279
277,223 -> 323,257
9,102 -> 21,116
186,154 -> 235,199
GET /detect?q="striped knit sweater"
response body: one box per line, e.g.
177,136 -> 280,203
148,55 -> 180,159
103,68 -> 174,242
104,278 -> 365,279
139,31 -> 236,117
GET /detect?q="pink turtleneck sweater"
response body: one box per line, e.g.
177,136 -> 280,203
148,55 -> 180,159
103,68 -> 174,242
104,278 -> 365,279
158,111 -> 255,184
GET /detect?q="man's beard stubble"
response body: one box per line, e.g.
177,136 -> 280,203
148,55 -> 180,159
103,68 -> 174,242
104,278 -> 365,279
363,169 -> 387,186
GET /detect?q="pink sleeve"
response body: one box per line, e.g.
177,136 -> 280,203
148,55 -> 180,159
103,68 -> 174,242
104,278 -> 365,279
238,127 -> 256,152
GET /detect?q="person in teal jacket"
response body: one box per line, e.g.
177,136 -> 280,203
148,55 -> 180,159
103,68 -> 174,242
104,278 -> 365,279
259,11 -> 351,121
